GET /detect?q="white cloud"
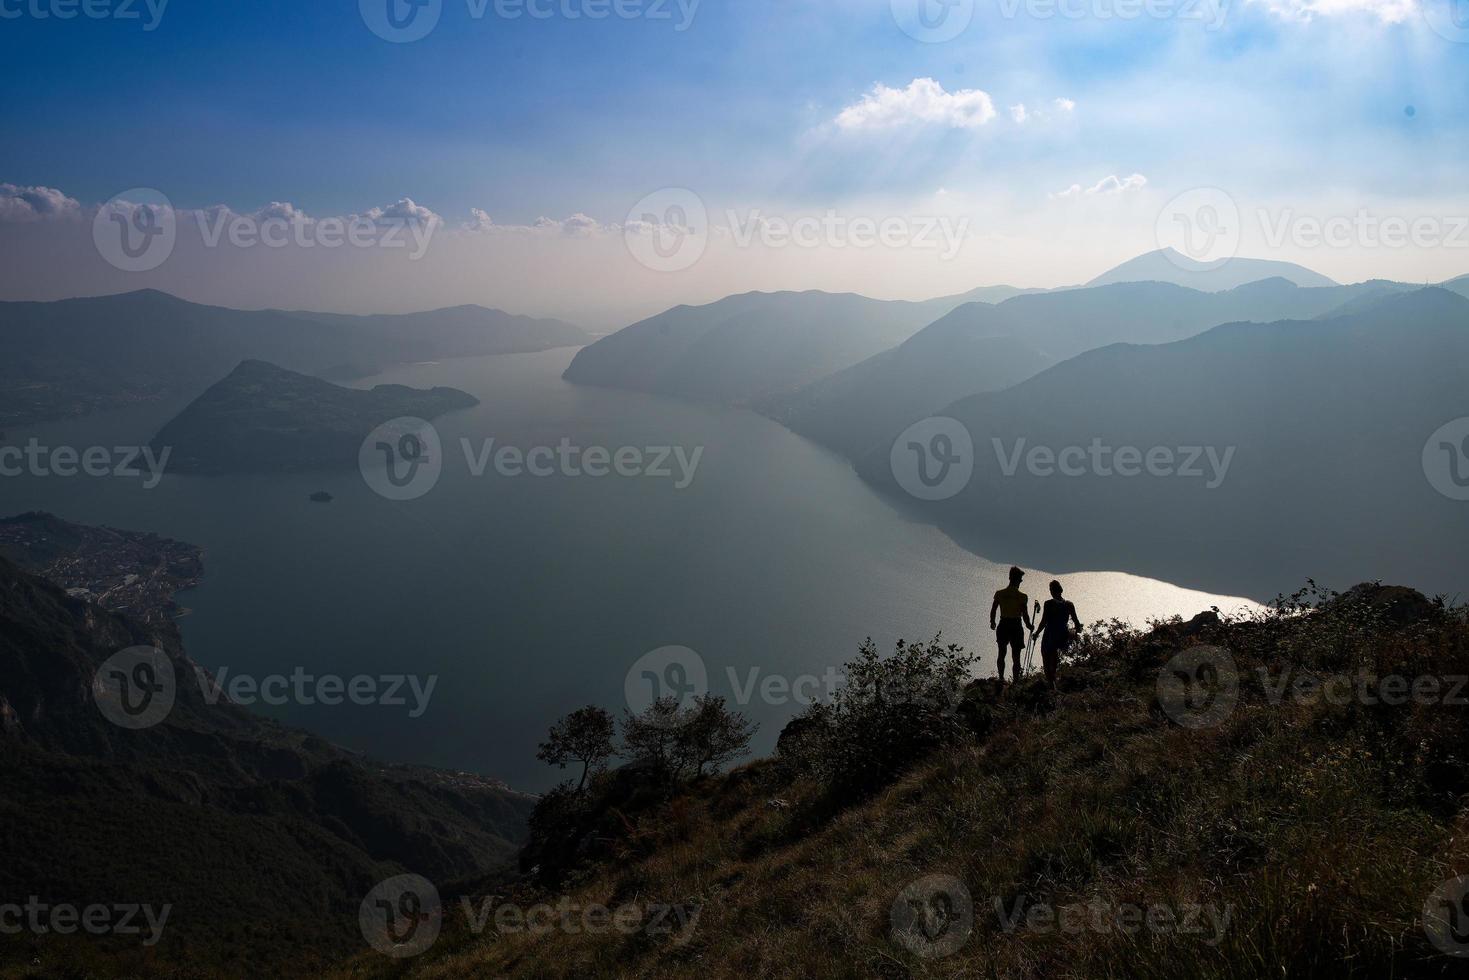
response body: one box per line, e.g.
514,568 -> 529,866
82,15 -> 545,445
1010,103 -> 1029,124
360,197 -> 440,228
1249,0 -> 1417,20
465,208 -> 495,232
1052,173 -> 1148,199
835,78 -> 997,131
254,201 -> 307,222
1053,97 -> 1076,113
0,184 -> 82,223
456,210 -> 615,237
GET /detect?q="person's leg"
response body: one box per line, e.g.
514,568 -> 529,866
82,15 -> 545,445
1042,645 -> 1059,688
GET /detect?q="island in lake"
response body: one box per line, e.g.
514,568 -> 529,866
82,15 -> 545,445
151,358 -> 478,475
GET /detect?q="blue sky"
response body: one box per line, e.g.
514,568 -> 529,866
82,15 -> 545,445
2,0 -> 1468,319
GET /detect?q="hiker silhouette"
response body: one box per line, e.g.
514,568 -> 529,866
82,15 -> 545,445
1034,580 -> 1082,690
989,566 -> 1033,685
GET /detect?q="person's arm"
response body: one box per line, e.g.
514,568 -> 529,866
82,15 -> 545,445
989,593 -> 999,630
1022,597 -> 1034,632
1069,602 -> 1082,632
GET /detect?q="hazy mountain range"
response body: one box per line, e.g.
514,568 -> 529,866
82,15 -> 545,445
1085,247 -> 1339,290
560,286 -> 994,405
854,287 -> 1469,598
0,289 -> 586,427
562,251 -> 1388,419
757,277 -> 1415,458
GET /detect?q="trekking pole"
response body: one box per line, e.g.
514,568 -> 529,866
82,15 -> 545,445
1025,600 -> 1040,676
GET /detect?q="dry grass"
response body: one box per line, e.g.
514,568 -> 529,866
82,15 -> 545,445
335,592 -> 1469,980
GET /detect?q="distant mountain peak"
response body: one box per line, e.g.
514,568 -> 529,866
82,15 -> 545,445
1088,248 -> 1337,291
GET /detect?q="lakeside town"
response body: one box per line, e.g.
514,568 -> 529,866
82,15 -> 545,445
0,511 -> 203,623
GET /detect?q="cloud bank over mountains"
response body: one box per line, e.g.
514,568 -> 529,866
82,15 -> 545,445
3,177 -> 1466,329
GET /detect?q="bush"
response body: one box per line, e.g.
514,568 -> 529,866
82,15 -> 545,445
783,635 -> 977,801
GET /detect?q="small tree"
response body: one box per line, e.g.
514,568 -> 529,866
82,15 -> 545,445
621,697 -> 687,777
677,695 -> 756,776
622,696 -> 758,780
537,705 -> 616,791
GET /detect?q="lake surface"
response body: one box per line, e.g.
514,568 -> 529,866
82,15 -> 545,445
0,349 -> 1259,791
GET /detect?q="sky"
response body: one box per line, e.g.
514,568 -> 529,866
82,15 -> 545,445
1,0 -> 1467,326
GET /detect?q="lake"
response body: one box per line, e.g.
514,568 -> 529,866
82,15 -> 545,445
0,349 -> 1259,791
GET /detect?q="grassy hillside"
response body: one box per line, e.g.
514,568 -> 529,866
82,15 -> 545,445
335,584 -> 1469,979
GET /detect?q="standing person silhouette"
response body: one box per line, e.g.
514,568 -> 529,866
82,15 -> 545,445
1035,580 -> 1082,690
989,566 -> 1033,686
